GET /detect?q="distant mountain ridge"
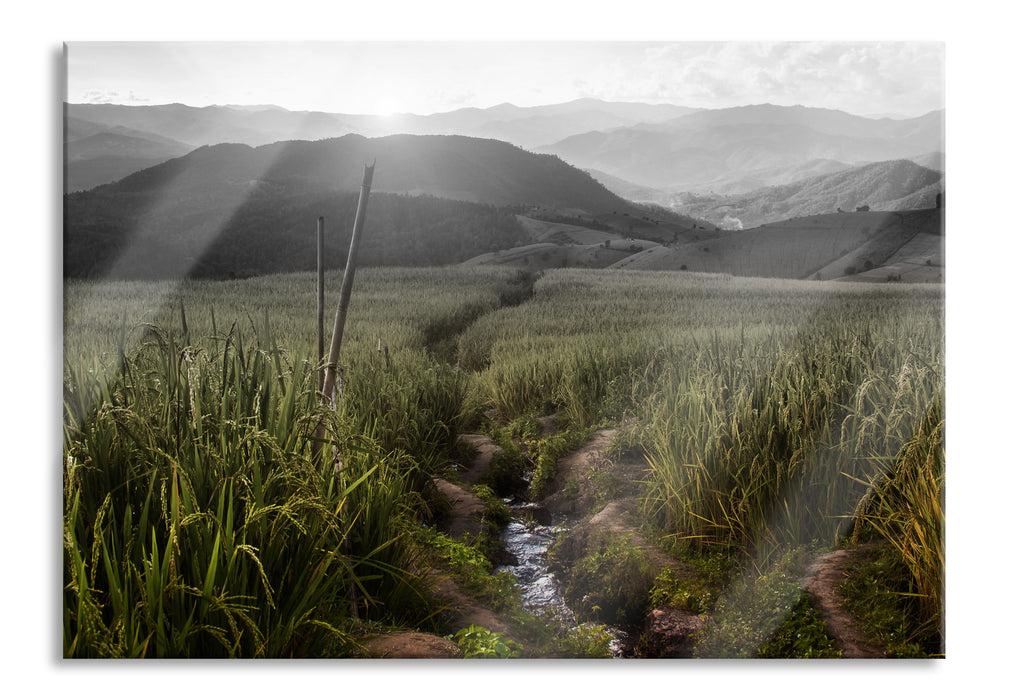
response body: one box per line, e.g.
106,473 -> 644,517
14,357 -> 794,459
67,99 -> 700,149
537,104 -> 944,195
65,99 -> 702,191
65,117 -> 194,192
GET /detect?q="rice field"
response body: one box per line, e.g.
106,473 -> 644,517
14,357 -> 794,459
63,266 -> 944,656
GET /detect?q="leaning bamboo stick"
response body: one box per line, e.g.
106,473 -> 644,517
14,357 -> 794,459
322,162 -> 375,410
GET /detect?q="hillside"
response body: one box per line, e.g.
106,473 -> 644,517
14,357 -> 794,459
608,208 -> 943,282
64,133 -> 643,279
98,133 -> 632,210
669,159 -> 944,228
465,204 -> 942,283
66,131 -> 194,192
536,105 -> 944,195
65,116 -> 195,191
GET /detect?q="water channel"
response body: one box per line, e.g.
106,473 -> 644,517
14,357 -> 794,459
493,497 -> 630,657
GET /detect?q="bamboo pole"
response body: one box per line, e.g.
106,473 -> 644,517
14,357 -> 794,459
317,216 -> 325,395
323,164 -> 373,621
321,162 -> 375,410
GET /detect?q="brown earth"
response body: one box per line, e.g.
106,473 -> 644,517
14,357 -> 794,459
361,631 -> 460,659
800,546 -> 886,658
432,478 -> 490,544
456,433 -> 502,486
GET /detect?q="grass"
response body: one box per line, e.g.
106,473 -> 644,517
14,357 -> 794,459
848,397 -> 945,649
63,267 -> 531,657
63,327 -> 425,657
64,266 -> 943,657
837,543 -> 943,657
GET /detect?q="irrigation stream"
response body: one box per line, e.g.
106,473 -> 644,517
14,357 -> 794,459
493,498 -> 630,657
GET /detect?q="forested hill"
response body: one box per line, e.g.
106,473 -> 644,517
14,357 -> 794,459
103,133 -> 632,211
64,133 -> 641,279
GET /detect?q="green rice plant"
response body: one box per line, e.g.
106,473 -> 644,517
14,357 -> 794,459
63,324 -> 428,657
635,300 -> 942,556
336,351 -> 469,481
850,397 -> 944,643
64,266 -> 944,656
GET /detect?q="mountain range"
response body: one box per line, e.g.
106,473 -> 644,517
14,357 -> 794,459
67,98 -> 699,147
65,100 -> 943,208
536,103 -> 943,195
62,98 -> 944,283
65,116 -> 193,191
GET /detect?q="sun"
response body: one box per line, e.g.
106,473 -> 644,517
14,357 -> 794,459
373,96 -> 403,118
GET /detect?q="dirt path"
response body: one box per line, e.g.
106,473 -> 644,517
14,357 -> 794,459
801,547 -> 886,658
432,478 -> 490,543
456,433 -> 502,486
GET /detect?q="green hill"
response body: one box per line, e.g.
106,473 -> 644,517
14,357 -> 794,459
64,133 -> 640,279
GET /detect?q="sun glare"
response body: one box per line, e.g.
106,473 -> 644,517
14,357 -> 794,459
373,96 -> 404,118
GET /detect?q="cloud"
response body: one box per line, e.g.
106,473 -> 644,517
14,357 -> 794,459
618,42 -> 943,116
80,89 -> 150,104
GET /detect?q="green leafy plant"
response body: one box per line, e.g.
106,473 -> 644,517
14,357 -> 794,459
451,625 -> 523,658
756,594 -> 842,658
562,532 -> 654,626
412,528 -> 519,611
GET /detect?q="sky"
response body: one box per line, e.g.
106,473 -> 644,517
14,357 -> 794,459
66,40 -> 945,119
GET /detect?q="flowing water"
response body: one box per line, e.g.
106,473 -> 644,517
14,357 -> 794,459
495,505 -> 574,618
494,497 -> 630,656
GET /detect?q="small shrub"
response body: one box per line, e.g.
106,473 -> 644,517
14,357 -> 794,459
756,594 -> 842,658
451,625 -> 524,658
693,546 -> 820,658
563,532 -> 654,626
649,568 -> 714,614
412,528 -> 519,611
478,444 -> 529,497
